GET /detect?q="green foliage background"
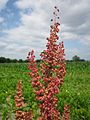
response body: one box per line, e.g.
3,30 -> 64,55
0,62 -> 90,120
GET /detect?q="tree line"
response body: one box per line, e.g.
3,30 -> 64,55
0,55 -> 85,63
0,57 -> 28,63
0,57 -> 42,63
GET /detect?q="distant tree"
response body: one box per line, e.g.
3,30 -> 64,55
80,59 -> 85,62
72,55 -> 80,61
24,59 -> 28,62
6,58 -> 11,63
12,59 -> 18,63
0,57 -> 6,63
66,60 -> 73,62
18,59 -> 23,63
0,57 -> 27,63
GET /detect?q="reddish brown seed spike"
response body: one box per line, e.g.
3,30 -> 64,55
57,9 -> 59,12
57,22 -> 60,25
27,6 -> 66,120
53,12 -> 55,15
51,19 -> 53,21
54,6 -> 57,9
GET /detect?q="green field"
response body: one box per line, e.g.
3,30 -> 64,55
0,62 -> 90,120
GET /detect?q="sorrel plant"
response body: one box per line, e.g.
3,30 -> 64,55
27,6 -> 70,120
14,81 -> 33,120
15,6 -> 70,120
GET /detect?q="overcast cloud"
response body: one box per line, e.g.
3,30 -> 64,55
0,0 -> 90,60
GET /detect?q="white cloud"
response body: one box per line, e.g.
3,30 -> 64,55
15,0 -> 55,10
3,3 -> 50,59
61,32 -> 78,41
81,35 -> 90,45
65,48 -> 89,60
0,41 -> 7,47
15,0 -> 32,9
0,0 -> 90,60
0,0 -> 9,11
65,48 -> 79,59
0,17 -> 4,23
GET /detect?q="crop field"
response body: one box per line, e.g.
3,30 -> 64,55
0,62 -> 90,120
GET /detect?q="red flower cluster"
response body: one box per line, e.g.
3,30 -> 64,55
62,105 -> 70,120
14,81 -> 33,120
27,7 -> 69,120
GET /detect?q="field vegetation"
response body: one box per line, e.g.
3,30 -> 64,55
0,61 -> 90,120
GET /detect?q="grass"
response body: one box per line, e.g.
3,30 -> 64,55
0,62 -> 90,120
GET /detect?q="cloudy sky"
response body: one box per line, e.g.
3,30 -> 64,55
0,0 -> 90,60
